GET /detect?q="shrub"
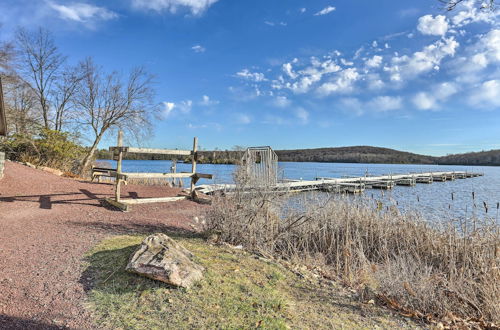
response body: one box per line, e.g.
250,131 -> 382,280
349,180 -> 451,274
0,129 -> 86,173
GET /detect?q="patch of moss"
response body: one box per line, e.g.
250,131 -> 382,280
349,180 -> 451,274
83,235 -> 420,329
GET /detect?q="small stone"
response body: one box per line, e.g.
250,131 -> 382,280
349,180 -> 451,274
126,233 -> 204,288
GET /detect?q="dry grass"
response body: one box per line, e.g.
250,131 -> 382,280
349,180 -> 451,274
204,183 -> 500,325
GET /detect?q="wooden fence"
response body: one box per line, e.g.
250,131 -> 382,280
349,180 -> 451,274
104,131 -> 212,211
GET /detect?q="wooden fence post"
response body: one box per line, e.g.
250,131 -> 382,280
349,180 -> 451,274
190,137 -> 198,197
115,130 -> 124,202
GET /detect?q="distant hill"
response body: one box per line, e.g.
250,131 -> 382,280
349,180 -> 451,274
437,149 -> 500,166
97,146 -> 500,166
276,146 -> 500,166
275,146 -> 436,164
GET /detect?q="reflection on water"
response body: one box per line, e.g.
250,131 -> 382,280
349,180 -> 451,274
99,159 -> 500,222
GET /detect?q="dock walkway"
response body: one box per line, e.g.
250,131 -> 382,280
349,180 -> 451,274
195,171 -> 483,195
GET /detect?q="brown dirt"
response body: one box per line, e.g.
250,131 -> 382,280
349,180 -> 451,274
0,161 -> 208,329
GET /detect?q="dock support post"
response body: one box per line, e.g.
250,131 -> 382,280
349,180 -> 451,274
190,137 -> 198,198
115,130 -> 124,203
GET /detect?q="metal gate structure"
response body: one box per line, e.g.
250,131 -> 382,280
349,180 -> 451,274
241,146 -> 278,186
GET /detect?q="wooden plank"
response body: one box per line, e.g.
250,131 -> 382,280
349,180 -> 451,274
190,137 -> 198,196
103,198 -> 129,211
194,173 -> 213,179
115,131 -> 124,202
109,146 -> 192,156
119,196 -> 187,205
119,172 -> 194,179
0,77 -> 7,136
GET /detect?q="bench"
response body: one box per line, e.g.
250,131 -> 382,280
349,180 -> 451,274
91,166 -> 117,183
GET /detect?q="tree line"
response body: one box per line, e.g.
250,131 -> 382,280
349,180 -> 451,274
0,27 -> 157,174
96,145 -> 500,167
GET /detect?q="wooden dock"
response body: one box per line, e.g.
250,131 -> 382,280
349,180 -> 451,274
194,171 -> 483,195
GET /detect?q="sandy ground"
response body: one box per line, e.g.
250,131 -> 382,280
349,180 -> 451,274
0,161 -> 207,329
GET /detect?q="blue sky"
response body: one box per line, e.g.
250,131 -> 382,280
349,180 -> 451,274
1,0 -> 499,155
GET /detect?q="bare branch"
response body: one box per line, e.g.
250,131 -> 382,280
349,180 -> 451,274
16,27 -> 66,130
75,57 -> 157,173
439,0 -> 495,11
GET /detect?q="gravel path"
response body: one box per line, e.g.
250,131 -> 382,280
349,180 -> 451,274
0,161 -> 207,329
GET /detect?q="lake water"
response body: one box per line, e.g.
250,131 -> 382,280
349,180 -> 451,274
98,159 -> 500,222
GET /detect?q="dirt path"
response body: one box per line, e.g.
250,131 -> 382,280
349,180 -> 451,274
0,161 -> 207,329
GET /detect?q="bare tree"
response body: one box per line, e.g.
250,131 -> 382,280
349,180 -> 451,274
75,57 -> 156,173
0,42 -> 15,74
4,77 -> 39,135
0,25 -> 14,75
439,0 -> 495,11
16,27 -> 66,130
53,66 -> 83,131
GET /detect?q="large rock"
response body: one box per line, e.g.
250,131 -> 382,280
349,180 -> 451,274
126,234 -> 204,288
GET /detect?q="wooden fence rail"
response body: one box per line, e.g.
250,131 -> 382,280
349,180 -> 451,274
104,131 -> 212,211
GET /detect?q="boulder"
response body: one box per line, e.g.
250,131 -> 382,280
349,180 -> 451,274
126,233 -> 204,288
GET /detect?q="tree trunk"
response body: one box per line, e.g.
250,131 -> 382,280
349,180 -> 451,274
80,132 -> 104,176
41,98 -> 50,130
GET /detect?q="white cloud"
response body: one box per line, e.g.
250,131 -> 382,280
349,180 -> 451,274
295,107 -> 309,124
273,96 -> 291,108
385,37 -> 459,80
178,100 -> 193,112
264,21 -> 287,26
191,45 -> 205,53
236,113 -> 252,124
289,75 -> 322,93
471,53 -> 488,67
48,2 -> 117,23
368,96 -> 403,111
277,57 -> 343,94
365,55 -> 383,68
417,15 -> 449,36
481,29 -> 500,62
236,69 -> 267,82
314,6 -> 336,16
451,0 -> 500,27
412,92 -> 436,110
412,82 -> 457,110
366,74 -> 385,90
316,68 -> 359,96
435,82 -> 458,100
282,62 -> 298,79
162,100 -> 192,118
340,58 -> 354,66
199,95 -> 219,106
131,0 -> 219,15
451,29 -> 500,81
300,8 -> 307,14
339,97 -> 364,116
469,80 -> 500,107
339,96 -> 402,114
162,102 -> 176,117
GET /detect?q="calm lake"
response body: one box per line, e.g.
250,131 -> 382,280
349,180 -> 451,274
99,159 -> 500,222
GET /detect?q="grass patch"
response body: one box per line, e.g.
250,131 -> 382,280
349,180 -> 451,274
83,235 -> 419,329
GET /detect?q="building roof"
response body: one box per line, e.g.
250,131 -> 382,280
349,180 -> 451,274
0,77 -> 6,136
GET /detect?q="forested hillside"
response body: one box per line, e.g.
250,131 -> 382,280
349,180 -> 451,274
97,146 -> 500,166
275,146 -> 436,164
437,150 -> 500,166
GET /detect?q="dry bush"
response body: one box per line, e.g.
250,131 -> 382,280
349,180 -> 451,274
205,183 -> 500,323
